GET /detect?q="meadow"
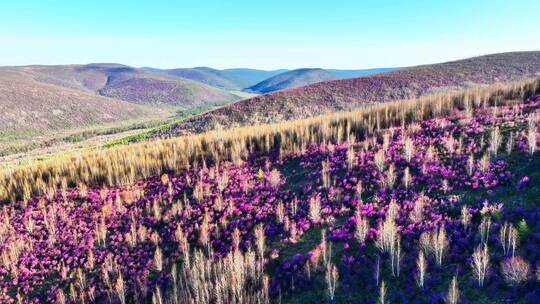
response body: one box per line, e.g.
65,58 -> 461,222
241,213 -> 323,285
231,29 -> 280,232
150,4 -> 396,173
0,77 -> 539,303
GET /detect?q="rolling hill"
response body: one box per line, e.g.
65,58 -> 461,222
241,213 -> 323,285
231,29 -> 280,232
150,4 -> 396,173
220,68 -> 289,88
143,66 -> 398,93
0,63 -> 244,157
8,64 -> 242,107
154,51 -> 540,137
142,67 -> 288,90
246,67 -> 400,93
246,68 -> 336,93
0,69 -> 157,133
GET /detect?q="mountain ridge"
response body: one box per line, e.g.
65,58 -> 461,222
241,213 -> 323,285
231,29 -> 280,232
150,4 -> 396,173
141,67 -> 288,90
246,67 -> 400,93
246,68 -> 335,93
3,64 -> 241,107
153,51 -> 540,138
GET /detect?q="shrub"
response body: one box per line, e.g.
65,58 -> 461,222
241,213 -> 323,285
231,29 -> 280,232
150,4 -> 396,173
499,222 -> 518,256
501,256 -> 530,286
420,227 -> 448,267
471,244 -> 490,288
354,212 -> 369,244
517,219 -> 530,239
378,280 -> 387,304
416,250 -> 427,289
325,263 -> 338,302
445,275 -> 460,304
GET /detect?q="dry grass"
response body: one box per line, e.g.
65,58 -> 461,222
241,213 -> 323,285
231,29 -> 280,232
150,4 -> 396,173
170,249 -> 269,304
354,210 -> 369,244
420,227 -> 449,267
471,244 -> 490,288
416,250 -> 427,289
325,262 -> 339,302
501,256 -> 531,286
499,222 -> 518,257
446,275 -> 460,304
1,77 -> 539,203
479,217 -> 492,246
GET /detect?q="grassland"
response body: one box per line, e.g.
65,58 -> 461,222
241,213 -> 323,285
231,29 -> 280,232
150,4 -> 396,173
0,76 -> 538,303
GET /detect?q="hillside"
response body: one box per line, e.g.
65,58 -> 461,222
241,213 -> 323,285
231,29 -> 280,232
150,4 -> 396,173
221,68 -> 289,88
247,68 -> 400,93
156,51 -> 540,137
0,63 -> 243,157
7,64 -> 242,107
1,78 -> 539,303
143,67 -> 288,90
247,68 -> 397,94
97,74 -> 239,107
0,70 -> 155,133
247,68 -> 336,93
143,66 -> 398,92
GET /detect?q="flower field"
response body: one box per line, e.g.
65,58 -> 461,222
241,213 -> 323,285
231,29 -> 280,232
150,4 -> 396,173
1,84 -> 540,303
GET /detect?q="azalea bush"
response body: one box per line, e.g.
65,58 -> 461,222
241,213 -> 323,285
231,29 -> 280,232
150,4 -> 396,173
0,93 -> 540,303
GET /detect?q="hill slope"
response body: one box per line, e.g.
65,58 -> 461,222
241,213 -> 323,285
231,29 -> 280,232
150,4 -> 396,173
0,63 -> 242,157
1,79 -> 540,302
0,70 -> 155,133
142,67 -> 287,90
221,68 -> 289,89
155,51 -> 540,137
10,64 -> 241,108
247,68 -> 336,93
247,68 -> 400,93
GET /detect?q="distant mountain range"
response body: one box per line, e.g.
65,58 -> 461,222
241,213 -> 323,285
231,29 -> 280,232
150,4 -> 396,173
246,68 -> 335,93
0,61 -> 399,154
13,63 -> 241,107
0,67 -> 153,133
145,66 -> 399,93
0,63 -> 244,142
153,51 -> 540,138
0,63 -> 397,139
141,67 -> 288,90
4,51 -> 540,158
245,68 -> 398,93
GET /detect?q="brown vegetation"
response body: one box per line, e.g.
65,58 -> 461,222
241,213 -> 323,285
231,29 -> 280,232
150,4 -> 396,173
1,76 -> 539,203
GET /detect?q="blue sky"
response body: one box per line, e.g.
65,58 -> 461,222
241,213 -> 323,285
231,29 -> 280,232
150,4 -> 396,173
1,0 -> 539,69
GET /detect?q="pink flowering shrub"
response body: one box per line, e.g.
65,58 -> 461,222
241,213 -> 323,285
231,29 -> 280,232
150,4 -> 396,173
1,94 -> 540,303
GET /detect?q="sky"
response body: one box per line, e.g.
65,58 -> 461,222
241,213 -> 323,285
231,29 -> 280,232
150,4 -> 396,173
0,0 -> 539,70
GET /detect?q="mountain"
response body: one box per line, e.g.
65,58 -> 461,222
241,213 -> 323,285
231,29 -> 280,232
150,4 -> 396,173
142,66 -> 397,93
142,67 -> 287,90
220,68 -> 289,89
246,67 -> 400,93
247,68 -> 336,93
0,69 -> 157,134
153,51 -> 540,137
13,64 -> 242,108
141,67 -> 239,91
0,63 -> 244,155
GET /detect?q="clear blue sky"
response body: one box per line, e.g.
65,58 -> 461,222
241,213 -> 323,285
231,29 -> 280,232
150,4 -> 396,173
1,0 -> 539,69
